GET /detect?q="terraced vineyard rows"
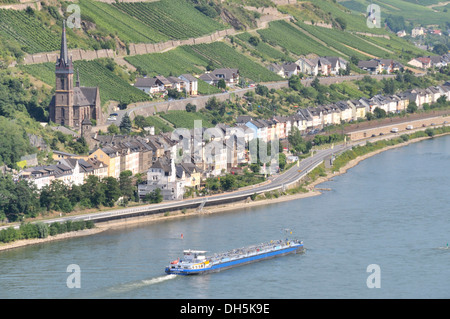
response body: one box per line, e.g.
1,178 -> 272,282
0,9 -> 60,53
125,48 -> 207,77
160,110 -> 214,129
257,20 -> 338,57
78,0 -> 166,43
113,0 -> 226,40
235,32 -> 288,61
295,22 -> 375,59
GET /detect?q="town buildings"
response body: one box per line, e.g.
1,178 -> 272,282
135,73 -> 199,96
20,71 -> 450,201
291,56 -> 348,77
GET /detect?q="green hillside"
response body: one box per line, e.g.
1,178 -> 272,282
0,0 -> 448,171
339,0 -> 450,27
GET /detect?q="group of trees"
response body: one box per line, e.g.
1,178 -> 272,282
0,170 -> 143,223
0,219 -> 95,244
288,126 -> 313,154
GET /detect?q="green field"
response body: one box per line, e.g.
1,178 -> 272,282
295,21 -> 393,59
340,0 -> 450,26
257,20 -> 339,57
160,110 -> 214,129
78,0 -> 166,43
113,0 -> 226,40
235,32 -> 289,61
21,60 -> 149,105
0,9 -> 61,53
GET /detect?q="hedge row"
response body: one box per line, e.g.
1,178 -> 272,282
0,220 -> 95,244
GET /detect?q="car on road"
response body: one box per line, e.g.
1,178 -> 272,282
390,128 -> 399,133
107,117 -> 116,121
109,113 -> 118,117
406,125 -> 413,130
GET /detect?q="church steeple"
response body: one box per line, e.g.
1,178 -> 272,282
56,20 -> 73,73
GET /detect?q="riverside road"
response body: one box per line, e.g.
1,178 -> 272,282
0,143 -> 350,230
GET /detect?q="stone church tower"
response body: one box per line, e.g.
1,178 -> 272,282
49,20 -> 102,130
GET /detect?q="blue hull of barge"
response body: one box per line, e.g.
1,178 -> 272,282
165,244 -> 304,275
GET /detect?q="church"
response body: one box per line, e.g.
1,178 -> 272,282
49,21 -> 102,130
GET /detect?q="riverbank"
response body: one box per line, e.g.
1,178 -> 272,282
1,132 -> 449,252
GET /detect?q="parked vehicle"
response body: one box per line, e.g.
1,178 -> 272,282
406,125 -> 413,130
391,128 -> 399,133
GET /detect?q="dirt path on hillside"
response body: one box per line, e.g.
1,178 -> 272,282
427,1 -> 450,8
342,44 -> 378,59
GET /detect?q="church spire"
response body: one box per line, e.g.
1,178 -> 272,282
60,20 -> 68,64
56,19 -> 73,73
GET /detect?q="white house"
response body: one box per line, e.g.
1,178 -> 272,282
179,74 -> 198,95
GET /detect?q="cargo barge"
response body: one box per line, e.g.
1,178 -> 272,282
165,239 -> 304,275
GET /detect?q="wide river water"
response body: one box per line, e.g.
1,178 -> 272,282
1,135 -> 449,299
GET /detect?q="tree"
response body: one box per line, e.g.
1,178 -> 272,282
382,79 -> 396,95
278,153 -> 287,171
255,84 -> 269,97
288,75 -> 303,91
217,78 -> 226,89
373,107 -> 387,119
407,101 -> 418,114
248,36 -> 260,46
205,96 -> 220,111
206,60 -> 215,71
119,170 -> 134,201
143,188 -> 163,203
69,137 -> 89,155
249,163 -> 260,174
107,124 -> 120,135
40,180 -> 73,213
432,44 -> 448,56
119,113 -> 132,134
134,115 -> 147,129
0,175 -> 40,222
103,177 -> 121,207
288,126 -> 311,154
81,175 -> 105,208
220,174 -> 237,191
335,17 -> 347,30
185,103 -> 196,112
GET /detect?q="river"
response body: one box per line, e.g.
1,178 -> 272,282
1,135 -> 449,299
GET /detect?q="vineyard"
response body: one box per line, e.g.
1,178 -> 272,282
0,9 -> 61,53
180,42 -> 283,82
294,22 -> 376,60
113,0 -> 226,40
78,0 -> 166,44
21,60 -> 149,105
125,48 -> 207,77
235,32 -> 288,62
257,21 -> 338,57
160,110 -> 215,129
